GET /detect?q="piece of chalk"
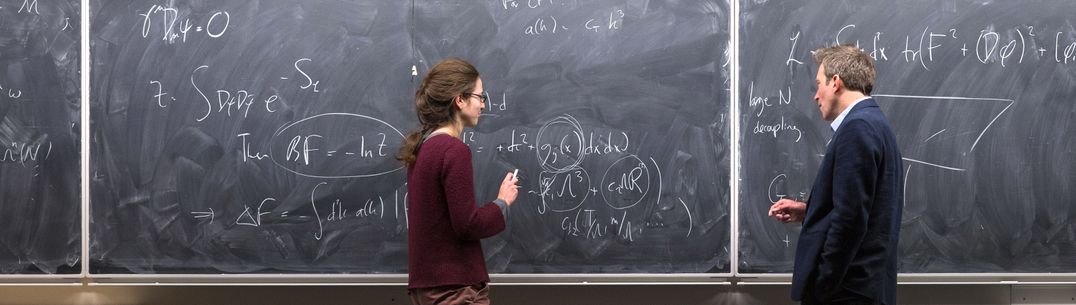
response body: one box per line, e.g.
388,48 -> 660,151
513,169 -> 519,179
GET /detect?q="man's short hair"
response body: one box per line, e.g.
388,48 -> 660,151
812,44 -> 875,95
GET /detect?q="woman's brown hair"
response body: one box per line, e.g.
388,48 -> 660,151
397,58 -> 480,167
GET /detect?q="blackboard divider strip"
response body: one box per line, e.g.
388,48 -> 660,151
728,0 -> 743,279
79,0 -> 91,278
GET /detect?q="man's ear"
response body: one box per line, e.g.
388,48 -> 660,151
831,74 -> 842,92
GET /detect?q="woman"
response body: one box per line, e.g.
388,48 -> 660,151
397,58 -> 519,305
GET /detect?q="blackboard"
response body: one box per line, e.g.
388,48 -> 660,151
738,0 -> 1076,273
90,0 -> 731,275
0,0 -> 81,274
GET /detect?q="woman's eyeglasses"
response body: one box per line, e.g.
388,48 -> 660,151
462,92 -> 487,103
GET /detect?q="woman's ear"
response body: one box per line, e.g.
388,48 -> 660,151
454,95 -> 465,109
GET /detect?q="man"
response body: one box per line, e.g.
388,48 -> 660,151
769,44 -> 904,305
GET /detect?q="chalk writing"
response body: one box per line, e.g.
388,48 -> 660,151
537,168 -> 591,214
18,0 -> 38,14
237,133 -> 269,162
292,58 -> 321,92
600,155 -> 651,210
270,113 -> 405,179
747,82 -> 793,117
1,140 -> 52,165
149,80 -> 174,107
820,24 -> 1076,68
139,5 -> 231,44
501,1 -> 626,36
525,15 -> 566,35
236,198 -> 277,227
752,116 -> 802,143
190,65 -> 279,122
535,114 -> 586,172
560,209 -> 635,242
0,82 -> 24,102
190,208 -> 214,224
495,129 -> 531,152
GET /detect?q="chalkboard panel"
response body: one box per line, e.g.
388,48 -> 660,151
739,0 -> 1076,273
90,0 -> 731,275
415,0 -> 731,273
89,0 -> 416,273
0,0 -> 81,274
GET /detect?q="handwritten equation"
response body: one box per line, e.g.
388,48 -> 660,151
785,24 -> 1076,72
267,113 -> 405,179
185,109 -> 697,244
148,58 -> 322,122
499,0 -> 625,36
470,113 -> 692,241
1,140 -> 51,165
190,182 -> 408,241
139,4 -> 231,44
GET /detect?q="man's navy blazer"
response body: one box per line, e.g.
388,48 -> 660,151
791,98 -> 904,305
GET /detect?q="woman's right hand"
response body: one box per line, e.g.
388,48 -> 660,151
497,171 -> 520,206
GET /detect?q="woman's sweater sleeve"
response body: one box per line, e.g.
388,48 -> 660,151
441,142 -> 507,240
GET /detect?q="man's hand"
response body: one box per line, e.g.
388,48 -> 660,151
768,198 -> 807,223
